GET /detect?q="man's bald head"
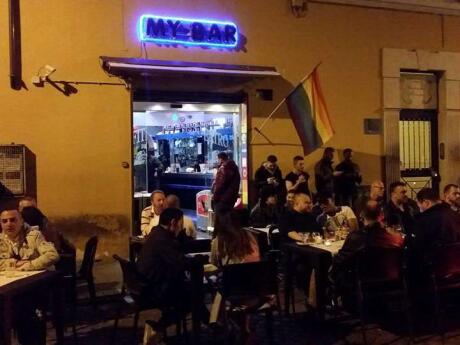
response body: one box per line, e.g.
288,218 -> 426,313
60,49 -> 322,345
370,180 -> 385,200
293,192 -> 313,214
165,194 -> 181,209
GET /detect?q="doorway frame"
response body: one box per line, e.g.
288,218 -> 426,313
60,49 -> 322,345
382,48 -> 460,190
130,89 -> 250,235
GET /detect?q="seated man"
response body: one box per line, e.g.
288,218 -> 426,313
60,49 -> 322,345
249,187 -> 280,227
137,208 -> 187,320
329,205 -> 404,306
353,180 -> 385,221
140,190 -> 166,236
165,194 -> 197,239
383,181 -> 418,236
283,190 -> 296,213
316,193 -> 359,232
443,183 -> 460,214
279,191 -> 320,242
413,188 -> 460,263
0,205 -> 59,345
18,196 -> 38,212
0,205 -> 59,271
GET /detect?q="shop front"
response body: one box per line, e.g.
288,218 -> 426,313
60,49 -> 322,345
101,56 -> 279,233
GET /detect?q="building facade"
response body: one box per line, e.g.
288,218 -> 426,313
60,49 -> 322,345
1,0 -> 460,257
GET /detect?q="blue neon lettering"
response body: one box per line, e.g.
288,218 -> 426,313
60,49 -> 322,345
146,18 -> 166,37
208,24 -> 221,42
224,25 -> 237,44
167,20 -> 181,38
139,15 -> 239,48
191,22 -> 205,41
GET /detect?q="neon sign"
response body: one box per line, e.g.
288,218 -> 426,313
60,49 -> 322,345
138,15 -> 238,48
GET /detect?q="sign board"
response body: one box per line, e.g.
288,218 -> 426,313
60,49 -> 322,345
138,15 -> 238,48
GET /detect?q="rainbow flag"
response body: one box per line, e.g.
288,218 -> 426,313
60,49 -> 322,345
286,67 -> 334,155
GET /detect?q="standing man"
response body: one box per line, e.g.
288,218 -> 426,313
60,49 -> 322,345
285,156 -> 310,196
141,190 -> 166,236
314,147 -> 341,196
334,148 -> 362,206
211,152 -> 241,214
254,154 -> 284,200
443,184 -> 460,213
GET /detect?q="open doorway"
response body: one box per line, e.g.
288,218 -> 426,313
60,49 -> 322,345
132,96 -> 248,234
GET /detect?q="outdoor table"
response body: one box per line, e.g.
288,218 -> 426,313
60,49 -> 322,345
129,235 -> 211,262
282,240 -> 344,320
0,270 -> 64,345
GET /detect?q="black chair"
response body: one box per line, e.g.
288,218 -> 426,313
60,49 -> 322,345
268,226 -> 281,252
112,255 -> 187,345
77,236 -> 98,307
181,238 -> 211,254
355,247 -> 412,345
55,234 -> 78,339
246,228 -> 269,258
221,254 -> 280,344
429,242 -> 460,340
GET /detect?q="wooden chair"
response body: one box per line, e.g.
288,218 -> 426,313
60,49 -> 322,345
355,247 -> 413,345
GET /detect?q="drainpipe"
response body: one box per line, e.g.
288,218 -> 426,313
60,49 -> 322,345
9,0 -> 22,90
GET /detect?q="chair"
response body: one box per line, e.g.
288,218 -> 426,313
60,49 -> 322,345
77,236 -> 98,307
429,243 -> 460,340
246,228 -> 269,258
220,254 -> 280,344
112,255 -> 186,345
268,226 -> 281,252
355,247 -> 412,345
181,238 -> 211,254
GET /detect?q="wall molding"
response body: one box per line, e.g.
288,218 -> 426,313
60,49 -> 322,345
311,0 -> 460,16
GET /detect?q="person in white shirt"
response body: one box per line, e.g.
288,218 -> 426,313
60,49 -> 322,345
316,193 -> 359,232
140,190 -> 166,236
165,194 -> 197,239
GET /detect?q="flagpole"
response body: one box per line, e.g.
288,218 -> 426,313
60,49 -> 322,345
250,61 -> 322,144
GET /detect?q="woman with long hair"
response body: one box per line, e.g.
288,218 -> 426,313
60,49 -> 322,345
211,210 -> 260,266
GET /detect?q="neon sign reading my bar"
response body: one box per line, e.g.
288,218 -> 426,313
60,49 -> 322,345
138,15 -> 238,48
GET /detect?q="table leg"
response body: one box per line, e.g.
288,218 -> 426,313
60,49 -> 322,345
1,297 -> 12,345
189,260 -> 204,345
51,277 -> 65,344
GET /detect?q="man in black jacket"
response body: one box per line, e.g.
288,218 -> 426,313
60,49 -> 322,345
137,208 -> 186,305
329,205 -> 404,309
413,188 -> 460,263
383,181 -> 418,236
334,148 -> 362,206
211,152 -> 241,214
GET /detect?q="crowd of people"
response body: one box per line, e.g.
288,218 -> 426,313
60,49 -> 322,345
1,146 -> 460,343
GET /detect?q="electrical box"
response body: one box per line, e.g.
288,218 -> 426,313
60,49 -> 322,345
0,145 -> 36,198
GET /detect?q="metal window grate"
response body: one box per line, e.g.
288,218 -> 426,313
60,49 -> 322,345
399,120 -> 432,170
0,145 -> 25,195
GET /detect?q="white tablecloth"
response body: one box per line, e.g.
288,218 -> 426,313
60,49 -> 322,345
0,270 -> 45,288
307,240 -> 345,256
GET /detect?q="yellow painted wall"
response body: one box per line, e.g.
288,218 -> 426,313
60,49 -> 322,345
0,0 -> 459,257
